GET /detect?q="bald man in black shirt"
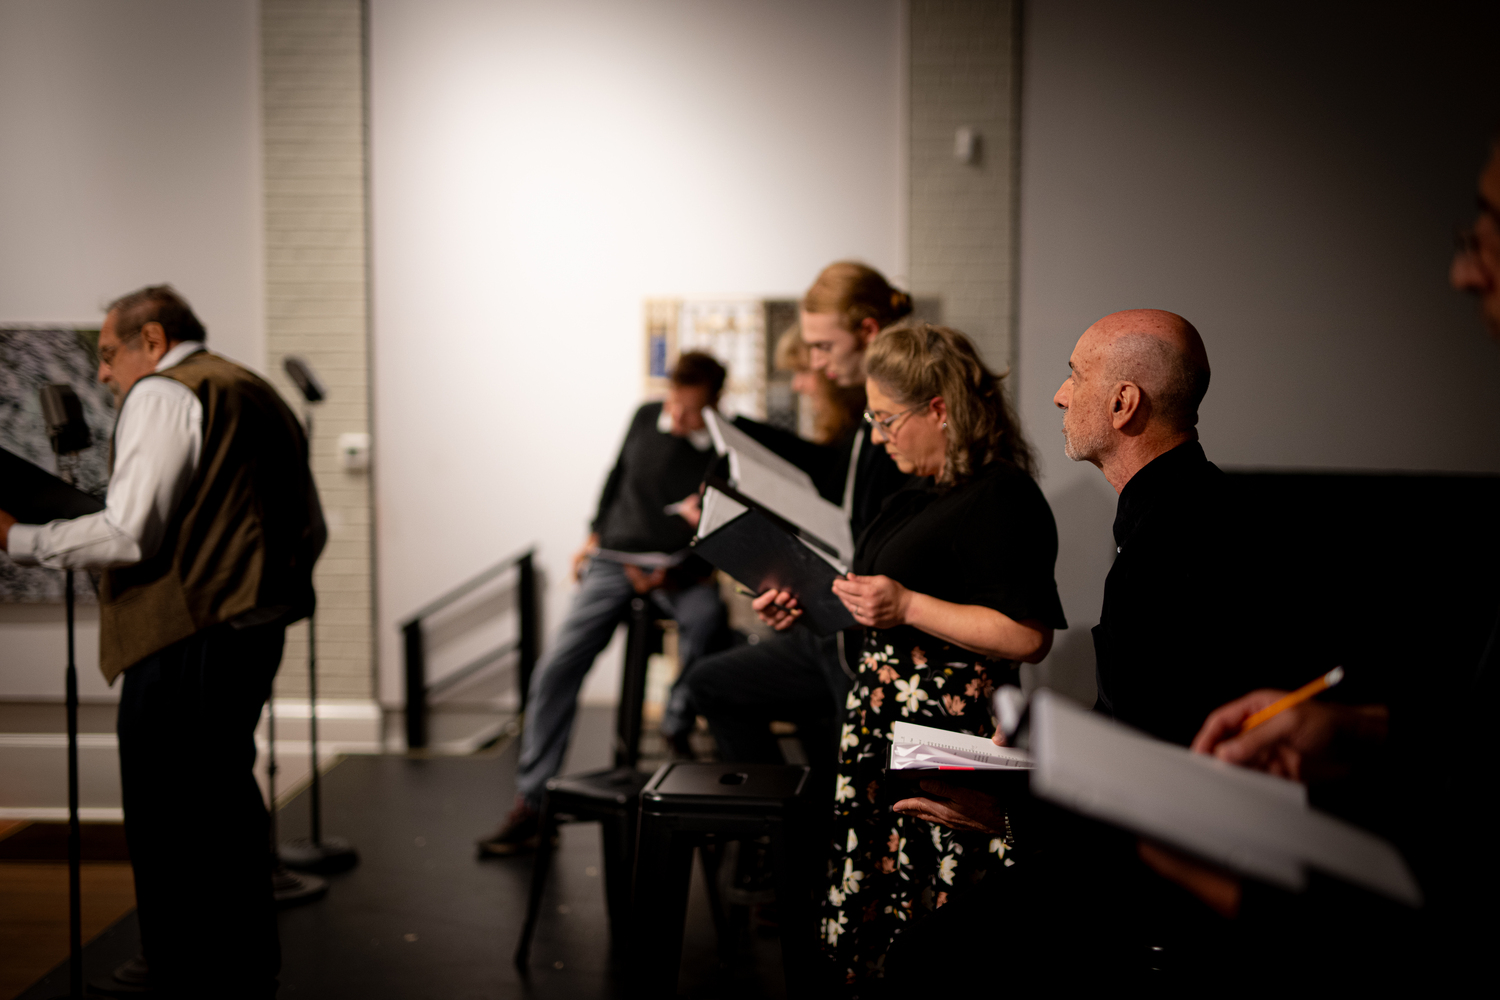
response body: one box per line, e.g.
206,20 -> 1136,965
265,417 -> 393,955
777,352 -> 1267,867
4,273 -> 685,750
1051,309 -> 1285,744
886,311 -> 1269,989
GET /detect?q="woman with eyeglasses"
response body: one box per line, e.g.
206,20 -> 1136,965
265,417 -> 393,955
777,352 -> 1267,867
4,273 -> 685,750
767,321 -> 1066,985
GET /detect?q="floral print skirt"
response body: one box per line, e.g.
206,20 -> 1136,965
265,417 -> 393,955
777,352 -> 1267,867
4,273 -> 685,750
820,629 -> 1018,983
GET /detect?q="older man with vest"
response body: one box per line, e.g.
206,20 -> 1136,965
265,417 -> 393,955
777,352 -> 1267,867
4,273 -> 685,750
0,285 -> 325,999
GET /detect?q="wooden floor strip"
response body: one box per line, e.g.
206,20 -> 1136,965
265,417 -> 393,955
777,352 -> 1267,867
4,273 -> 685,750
0,861 -> 136,1000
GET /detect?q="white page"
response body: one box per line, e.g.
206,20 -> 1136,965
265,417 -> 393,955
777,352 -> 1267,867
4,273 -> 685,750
696,486 -> 748,539
704,408 -> 816,488
704,410 -> 855,562
889,720 -> 1033,770
1030,692 -> 1421,906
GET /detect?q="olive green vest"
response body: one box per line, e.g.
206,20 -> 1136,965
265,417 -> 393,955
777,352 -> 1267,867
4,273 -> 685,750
98,351 -> 325,682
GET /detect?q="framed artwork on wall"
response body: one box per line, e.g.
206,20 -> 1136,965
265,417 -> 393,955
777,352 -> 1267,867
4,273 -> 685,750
643,297 -> 800,427
0,327 -> 113,604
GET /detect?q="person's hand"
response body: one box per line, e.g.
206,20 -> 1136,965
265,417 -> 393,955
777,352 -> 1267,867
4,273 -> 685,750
623,564 -> 667,594
831,573 -> 910,628
1191,690 -> 1389,784
572,533 -> 600,583
752,588 -> 802,631
0,507 -> 15,552
669,493 -> 702,529
892,778 -> 1008,834
1136,840 -> 1241,919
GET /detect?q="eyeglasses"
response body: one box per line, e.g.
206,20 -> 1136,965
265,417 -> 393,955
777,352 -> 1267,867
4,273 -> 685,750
863,398 -> 933,435
1454,196 -> 1500,264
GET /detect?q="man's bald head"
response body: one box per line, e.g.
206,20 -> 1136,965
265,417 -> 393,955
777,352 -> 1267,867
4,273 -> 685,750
1055,309 -> 1211,490
1084,309 -> 1211,432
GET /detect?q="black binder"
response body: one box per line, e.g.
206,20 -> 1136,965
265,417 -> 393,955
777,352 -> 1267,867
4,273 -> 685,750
692,477 -> 856,636
0,445 -> 106,524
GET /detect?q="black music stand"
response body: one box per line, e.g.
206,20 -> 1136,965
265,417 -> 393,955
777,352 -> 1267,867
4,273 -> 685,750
276,356 -> 358,875
16,388 -> 105,1000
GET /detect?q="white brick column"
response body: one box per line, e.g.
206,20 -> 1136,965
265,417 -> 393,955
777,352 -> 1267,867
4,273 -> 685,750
261,0 -> 376,709
908,0 -> 1022,372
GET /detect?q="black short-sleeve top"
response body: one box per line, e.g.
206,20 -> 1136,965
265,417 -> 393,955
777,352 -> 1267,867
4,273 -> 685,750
852,460 -> 1068,645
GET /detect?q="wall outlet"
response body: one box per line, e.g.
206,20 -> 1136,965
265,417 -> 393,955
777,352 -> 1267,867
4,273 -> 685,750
338,432 -> 371,472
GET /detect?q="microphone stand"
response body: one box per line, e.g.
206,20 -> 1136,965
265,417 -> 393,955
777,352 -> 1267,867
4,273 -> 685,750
278,368 -> 357,875
267,705 -> 327,905
260,380 -> 330,904
65,565 -> 80,996
41,439 -> 84,1000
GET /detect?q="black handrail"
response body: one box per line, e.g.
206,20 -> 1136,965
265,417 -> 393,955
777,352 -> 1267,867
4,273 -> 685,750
400,547 -> 538,750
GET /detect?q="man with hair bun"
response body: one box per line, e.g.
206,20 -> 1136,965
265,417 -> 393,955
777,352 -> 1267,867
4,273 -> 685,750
683,262 -> 911,782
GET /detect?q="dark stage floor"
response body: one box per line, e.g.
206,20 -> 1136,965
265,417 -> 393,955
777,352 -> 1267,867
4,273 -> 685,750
17,707 -> 788,999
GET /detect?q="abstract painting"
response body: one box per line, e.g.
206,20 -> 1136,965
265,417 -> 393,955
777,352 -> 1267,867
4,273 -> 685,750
0,328 -> 115,603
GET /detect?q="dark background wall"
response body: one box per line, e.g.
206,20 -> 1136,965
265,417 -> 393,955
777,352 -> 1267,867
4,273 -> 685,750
1014,0 -> 1500,700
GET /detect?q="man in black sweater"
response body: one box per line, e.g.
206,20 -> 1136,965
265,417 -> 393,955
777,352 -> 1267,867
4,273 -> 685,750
478,353 -> 727,855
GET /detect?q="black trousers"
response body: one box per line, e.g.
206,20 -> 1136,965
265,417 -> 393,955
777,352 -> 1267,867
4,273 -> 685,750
117,621 -> 284,999
683,625 -> 853,822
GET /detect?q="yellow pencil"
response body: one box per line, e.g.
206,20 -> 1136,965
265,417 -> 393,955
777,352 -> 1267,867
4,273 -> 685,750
1240,666 -> 1345,733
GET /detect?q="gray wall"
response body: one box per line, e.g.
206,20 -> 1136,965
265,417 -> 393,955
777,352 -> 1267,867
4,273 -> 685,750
1016,0 -> 1500,701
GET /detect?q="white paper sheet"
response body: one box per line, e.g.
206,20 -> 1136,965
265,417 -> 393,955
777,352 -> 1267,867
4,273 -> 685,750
696,486 -> 748,538
1029,691 -> 1422,906
704,410 -> 855,562
888,721 -> 1034,771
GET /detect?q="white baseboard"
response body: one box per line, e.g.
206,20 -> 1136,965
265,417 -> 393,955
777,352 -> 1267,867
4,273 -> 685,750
0,699 -> 383,815
0,807 -> 124,821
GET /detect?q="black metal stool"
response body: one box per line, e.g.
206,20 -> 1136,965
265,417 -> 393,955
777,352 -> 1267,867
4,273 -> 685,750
633,761 -> 816,998
514,766 -> 651,968
513,596 -> 659,970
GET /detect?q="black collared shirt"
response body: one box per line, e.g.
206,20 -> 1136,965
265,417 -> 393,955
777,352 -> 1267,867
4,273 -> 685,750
1091,440 -> 1261,745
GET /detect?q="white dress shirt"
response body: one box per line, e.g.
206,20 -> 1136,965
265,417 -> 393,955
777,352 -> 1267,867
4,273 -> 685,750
9,341 -> 207,570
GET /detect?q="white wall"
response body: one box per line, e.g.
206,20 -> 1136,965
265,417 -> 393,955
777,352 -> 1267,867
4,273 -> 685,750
1016,0 -> 1500,702
0,0 -> 264,702
369,0 -> 904,705
0,0 -> 264,365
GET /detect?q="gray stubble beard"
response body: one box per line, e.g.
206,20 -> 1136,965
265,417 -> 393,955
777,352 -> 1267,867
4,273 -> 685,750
1060,407 -> 1107,464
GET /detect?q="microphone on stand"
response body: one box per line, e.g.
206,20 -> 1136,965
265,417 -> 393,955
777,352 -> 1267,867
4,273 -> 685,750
283,356 -> 326,404
39,384 -> 90,1000
41,385 -> 93,457
275,356 -> 357,877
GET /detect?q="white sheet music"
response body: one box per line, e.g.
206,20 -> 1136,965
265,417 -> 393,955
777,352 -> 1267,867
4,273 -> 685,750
889,721 -> 1033,771
704,410 -> 855,563
697,486 -> 748,537
1029,692 -> 1422,906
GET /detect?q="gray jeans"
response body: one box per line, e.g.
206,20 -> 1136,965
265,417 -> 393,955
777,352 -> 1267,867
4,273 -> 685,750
515,558 -> 723,807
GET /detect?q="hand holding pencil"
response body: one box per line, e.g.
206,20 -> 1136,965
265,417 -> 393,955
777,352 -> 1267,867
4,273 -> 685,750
1190,667 -> 1389,784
